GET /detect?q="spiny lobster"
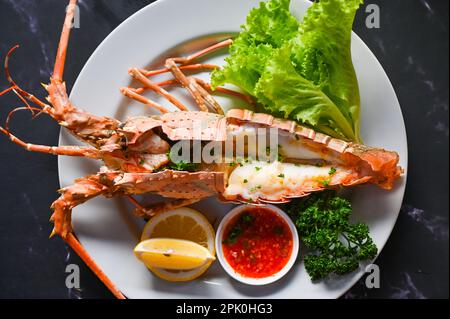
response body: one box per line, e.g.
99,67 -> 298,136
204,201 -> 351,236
0,0 -> 402,299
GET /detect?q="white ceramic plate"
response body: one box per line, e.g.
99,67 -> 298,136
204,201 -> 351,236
59,0 -> 408,299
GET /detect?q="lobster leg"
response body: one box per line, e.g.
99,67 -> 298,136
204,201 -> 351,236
164,39 -> 233,113
191,78 -> 223,114
49,173 -> 126,298
192,78 -> 256,107
165,67 -> 209,112
50,174 -> 110,238
133,79 -> 180,94
48,0 -> 125,299
139,63 -> 219,77
127,68 -> 188,111
120,87 -> 170,113
133,79 -> 255,107
168,39 -> 233,65
122,40 -> 232,113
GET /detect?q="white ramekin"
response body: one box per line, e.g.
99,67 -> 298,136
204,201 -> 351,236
215,204 -> 299,285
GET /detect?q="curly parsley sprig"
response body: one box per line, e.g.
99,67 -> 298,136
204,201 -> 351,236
287,191 -> 378,281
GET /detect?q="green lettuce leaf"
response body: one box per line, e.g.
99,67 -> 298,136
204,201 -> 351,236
239,0 -> 299,47
211,40 -> 273,96
212,0 -> 363,142
291,0 -> 363,140
255,45 -> 355,140
211,0 -> 298,95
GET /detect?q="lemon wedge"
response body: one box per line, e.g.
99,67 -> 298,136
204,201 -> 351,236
137,207 -> 216,282
134,238 -> 215,270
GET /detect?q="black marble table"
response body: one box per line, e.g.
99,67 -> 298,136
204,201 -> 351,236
0,0 -> 448,299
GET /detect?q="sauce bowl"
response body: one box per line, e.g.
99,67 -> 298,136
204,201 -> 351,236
215,204 -> 299,285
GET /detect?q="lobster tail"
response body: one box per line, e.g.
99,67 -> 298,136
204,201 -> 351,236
220,109 -> 403,203
347,145 -> 403,190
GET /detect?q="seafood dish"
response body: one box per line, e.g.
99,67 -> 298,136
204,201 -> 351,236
0,0 -> 404,298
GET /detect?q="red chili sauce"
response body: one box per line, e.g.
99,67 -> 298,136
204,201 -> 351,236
222,207 -> 293,278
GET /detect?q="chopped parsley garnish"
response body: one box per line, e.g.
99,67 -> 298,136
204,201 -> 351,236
250,185 -> 262,192
241,213 -> 253,224
278,173 -> 285,178
223,213 -> 254,245
235,157 -> 245,166
166,149 -> 197,171
169,160 -> 197,172
319,179 -> 331,187
266,146 -> 284,162
223,226 -> 242,245
328,167 -> 337,175
277,145 -> 285,162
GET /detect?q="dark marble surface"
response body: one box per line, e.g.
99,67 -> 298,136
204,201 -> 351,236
0,0 -> 448,299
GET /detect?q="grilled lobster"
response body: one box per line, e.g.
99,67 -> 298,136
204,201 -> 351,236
0,0 -> 402,298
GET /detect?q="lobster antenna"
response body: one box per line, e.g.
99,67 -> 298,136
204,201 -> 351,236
52,0 -> 78,82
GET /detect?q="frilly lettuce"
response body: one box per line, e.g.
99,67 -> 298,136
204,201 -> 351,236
211,0 -> 298,96
212,0 -> 363,141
